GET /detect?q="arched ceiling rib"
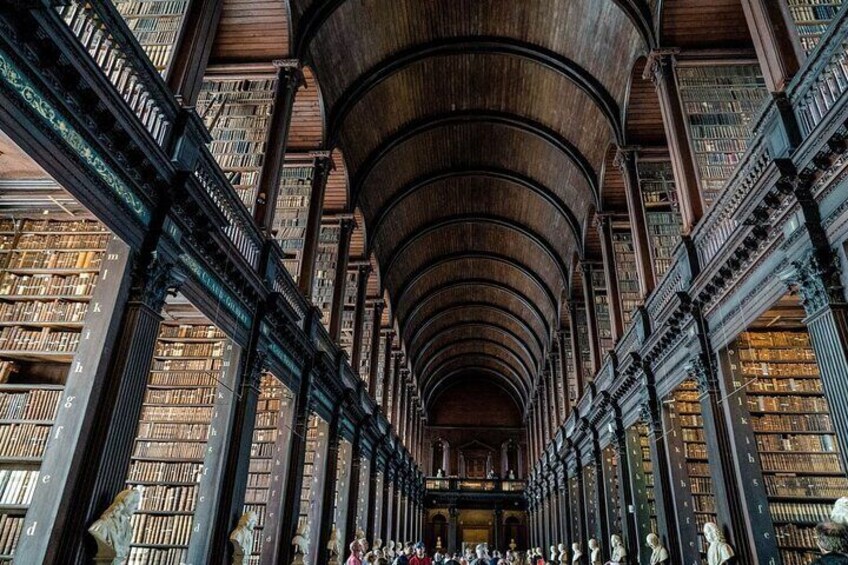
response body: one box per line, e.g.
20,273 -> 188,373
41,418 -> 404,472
292,0 -> 648,413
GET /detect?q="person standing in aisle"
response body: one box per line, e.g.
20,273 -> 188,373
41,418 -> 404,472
410,542 -> 434,565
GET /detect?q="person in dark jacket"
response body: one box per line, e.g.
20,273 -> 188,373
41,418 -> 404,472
812,521 -> 848,565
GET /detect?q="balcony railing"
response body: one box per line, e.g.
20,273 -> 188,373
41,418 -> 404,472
425,477 -> 525,493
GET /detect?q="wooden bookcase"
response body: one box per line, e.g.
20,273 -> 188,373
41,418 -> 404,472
611,221 -> 640,324
676,63 -> 769,207
583,463 -> 601,543
114,0 -> 190,76
313,224 -> 341,331
197,74 -> 276,211
273,163 -> 315,283
591,268 -> 613,356
728,330 -> 848,565
298,414 -> 330,565
243,372 -> 295,564
0,218 -> 110,562
339,270 -> 358,359
636,159 -> 682,281
372,470 -> 384,539
358,305 -> 374,383
124,320 -> 239,564
602,444 -> 623,538
575,307 -> 593,386
785,0 -> 844,54
329,439 -> 353,550
664,379 -> 717,563
625,423 -> 658,565
354,455 -> 371,535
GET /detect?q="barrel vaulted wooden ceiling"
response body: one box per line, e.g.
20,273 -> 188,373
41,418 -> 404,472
212,0 -> 753,416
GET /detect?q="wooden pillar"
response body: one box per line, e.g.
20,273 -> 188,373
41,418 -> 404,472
379,332 -> 395,409
539,381 -> 550,444
590,440 -> 610,557
557,468 -> 572,549
329,219 -> 356,341
166,0 -> 225,105
253,61 -> 303,231
644,50 -> 703,233
548,361 -> 561,428
381,461 -> 393,542
366,446 -> 382,543
368,301 -> 386,397
298,154 -> 332,296
557,331 -> 570,419
22,240 -> 133,564
740,0 -> 802,92
580,262 -> 601,375
350,265 -> 371,373
448,505 -> 458,553
595,214 -> 624,340
567,303 -> 585,399
572,457 -> 588,549
615,146 -> 656,297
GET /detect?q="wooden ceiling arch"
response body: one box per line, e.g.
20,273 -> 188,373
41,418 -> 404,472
411,325 -> 539,378
393,254 -> 561,324
286,0 -> 655,414
407,304 -> 545,373
424,368 -> 527,414
400,286 -> 550,360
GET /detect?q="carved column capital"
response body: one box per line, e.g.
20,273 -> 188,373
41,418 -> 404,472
613,145 -> 640,171
642,48 -> 681,86
129,256 -> 186,311
687,353 -> 715,395
246,350 -> 268,392
784,250 -> 845,316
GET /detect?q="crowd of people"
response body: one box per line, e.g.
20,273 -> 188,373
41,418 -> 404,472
342,497 -> 848,565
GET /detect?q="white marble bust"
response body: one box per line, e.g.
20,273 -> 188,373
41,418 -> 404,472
88,488 -> 142,565
646,533 -> 669,565
704,522 -> 734,565
229,511 -> 258,565
588,539 -> 600,565
609,534 -> 626,563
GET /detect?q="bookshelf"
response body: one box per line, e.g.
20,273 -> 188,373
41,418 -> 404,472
374,333 -> 386,404
298,414 -> 330,565
312,225 -> 340,331
734,330 -> 848,565
668,379 -> 717,561
197,75 -> 276,211
355,455 -> 371,534
583,463 -> 600,541
273,164 -> 315,282
125,321 -> 233,564
339,270 -> 358,359
611,222 -> 640,324
561,325 -> 578,407
358,305 -> 374,383
785,0 -> 844,54
0,218 -> 109,563
676,63 -> 769,206
626,423 -> 658,565
602,444 -> 622,537
591,268 -> 613,356
372,470 -> 384,538
113,0 -> 190,76
243,372 -> 293,564
329,439 -> 353,553
636,160 -> 682,280
569,474 -> 582,544
575,307 -> 593,386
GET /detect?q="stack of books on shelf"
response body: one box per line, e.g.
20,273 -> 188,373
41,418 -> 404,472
637,160 -> 682,279
274,165 -> 314,282
676,64 -> 768,206
591,269 -> 613,356
611,226 -> 640,323
359,306 -> 374,383
243,373 -> 290,564
125,323 -> 228,564
297,415 -> 321,558
575,307 -> 593,385
197,76 -> 276,211
736,330 -> 848,565
603,445 -> 623,536
0,218 -> 108,562
312,225 -> 340,329
671,379 -> 718,557
340,270 -> 357,359
114,0 -> 190,75
785,0 -> 844,54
